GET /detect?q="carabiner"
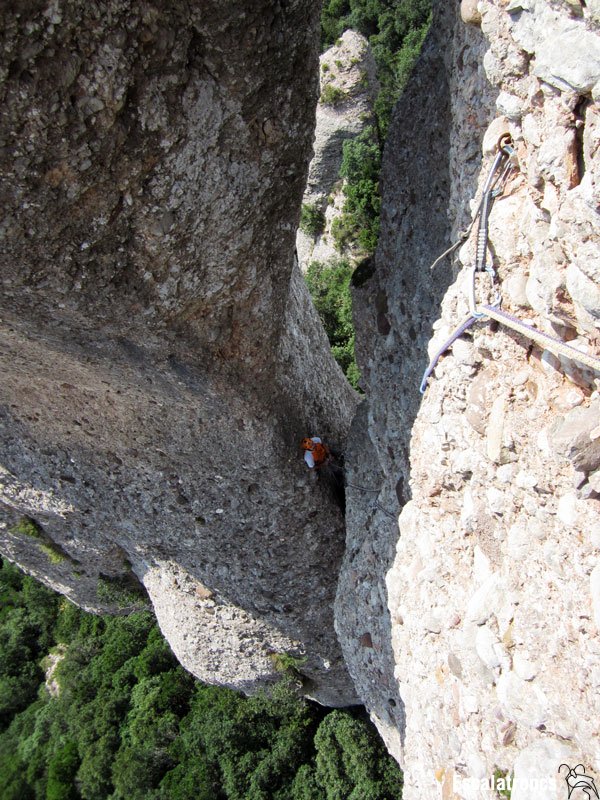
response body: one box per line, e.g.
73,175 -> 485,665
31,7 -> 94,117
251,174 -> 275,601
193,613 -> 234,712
469,266 -> 500,318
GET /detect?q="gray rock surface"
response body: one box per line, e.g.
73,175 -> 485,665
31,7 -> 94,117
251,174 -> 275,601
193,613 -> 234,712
341,0 -> 600,795
0,0 -> 358,705
305,29 -> 378,207
3,0 -> 600,789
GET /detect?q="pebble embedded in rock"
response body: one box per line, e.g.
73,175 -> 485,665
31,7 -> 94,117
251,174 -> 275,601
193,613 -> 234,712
475,626 -> 503,669
550,401 -> 600,474
460,0 -> 482,25
496,671 -> 548,728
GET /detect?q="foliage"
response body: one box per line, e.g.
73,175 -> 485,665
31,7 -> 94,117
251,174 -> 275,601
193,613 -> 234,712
312,710 -> 403,800
305,259 -> 360,389
0,559 -> 59,732
318,0 -> 431,259
10,516 -> 45,540
493,768 -> 512,799
38,544 -> 67,565
321,0 -> 432,138
10,516 -> 76,567
96,573 -> 148,610
320,84 -> 348,107
0,558 -> 402,799
335,126 -> 381,254
270,651 -> 308,680
299,203 -> 326,238
46,741 -> 80,800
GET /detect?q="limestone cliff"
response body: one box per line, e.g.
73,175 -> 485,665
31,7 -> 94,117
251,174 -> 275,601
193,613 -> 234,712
343,0 -> 600,796
2,0 -> 600,794
0,0 -> 358,706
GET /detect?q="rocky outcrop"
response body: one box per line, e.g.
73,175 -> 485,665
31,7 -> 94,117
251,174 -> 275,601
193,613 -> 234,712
344,0 -> 600,796
3,0 -> 600,787
296,29 -> 378,271
0,0 -> 358,706
339,0 -> 496,764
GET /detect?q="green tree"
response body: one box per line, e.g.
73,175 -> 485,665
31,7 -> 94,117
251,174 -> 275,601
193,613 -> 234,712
300,203 -> 326,237
305,259 -> 360,389
314,710 -> 403,800
46,741 -> 80,800
319,0 -> 431,257
321,0 -> 432,138
336,126 -> 381,254
0,558 -> 404,800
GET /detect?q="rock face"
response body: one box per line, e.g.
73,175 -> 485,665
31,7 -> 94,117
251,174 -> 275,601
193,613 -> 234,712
296,29 -> 378,271
0,0 -> 358,706
339,0 -> 496,763
3,0 -> 600,787
344,0 -> 600,795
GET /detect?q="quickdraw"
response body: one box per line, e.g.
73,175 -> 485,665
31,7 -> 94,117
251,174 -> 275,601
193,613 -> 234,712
420,136 -> 600,393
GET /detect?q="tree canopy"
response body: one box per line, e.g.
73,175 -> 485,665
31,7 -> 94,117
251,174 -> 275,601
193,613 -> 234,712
0,559 -> 403,799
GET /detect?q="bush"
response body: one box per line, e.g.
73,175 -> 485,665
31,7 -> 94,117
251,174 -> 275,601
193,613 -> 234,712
320,84 -> 348,107
0,560 -> 404,800
305,259 -> 360,389
336,126 -> 381,255
96,573 -> 148,610
313,710 -> 404,800
10,516 -> 44,540
300,203 -> 326,237
321,0 -> 432,136
46,741 -> 80,800
319,0 -> 431,255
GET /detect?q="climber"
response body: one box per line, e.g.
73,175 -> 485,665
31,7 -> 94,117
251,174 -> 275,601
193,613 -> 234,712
300,436 -> 331,469
301,436 -> 346,512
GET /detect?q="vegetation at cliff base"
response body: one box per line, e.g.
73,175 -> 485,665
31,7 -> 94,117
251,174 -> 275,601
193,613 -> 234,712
305,259 -> 360,389
0,558 -> 403,799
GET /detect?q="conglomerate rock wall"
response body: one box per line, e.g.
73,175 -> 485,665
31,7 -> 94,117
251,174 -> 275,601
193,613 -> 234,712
0,0 -> 359,706
339,0 -> 496,768
296,29 -> 378,272
344,0 -> 600,797
2,0 -> 600,788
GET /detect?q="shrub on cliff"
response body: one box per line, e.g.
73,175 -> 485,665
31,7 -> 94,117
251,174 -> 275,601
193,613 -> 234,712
321,0 -> 432,137
319,0 -> 431,258
335,126 -> 381,254
300,203 -> 326,237
305,259 -> 360,389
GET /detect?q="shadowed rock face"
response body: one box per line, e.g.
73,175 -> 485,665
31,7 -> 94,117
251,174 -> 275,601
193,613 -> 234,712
0,0 -> 358,705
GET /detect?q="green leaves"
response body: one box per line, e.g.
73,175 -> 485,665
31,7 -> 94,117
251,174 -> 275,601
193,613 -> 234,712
46,742 -> 80,800
313,711 -> 403,800
305,259 -> 360,389
319,1 -> 431,255
336,126 -> 381,254
300,203 -> 326,237
0,558 -> 403,799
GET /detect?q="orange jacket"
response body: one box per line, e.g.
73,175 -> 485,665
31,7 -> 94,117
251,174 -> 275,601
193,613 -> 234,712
301,437 -> 330,468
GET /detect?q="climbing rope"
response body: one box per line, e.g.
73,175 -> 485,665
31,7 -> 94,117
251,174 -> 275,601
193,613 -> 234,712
345,482 -> 398,520
421,136 -> 600,393
480,304 -> 600,373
